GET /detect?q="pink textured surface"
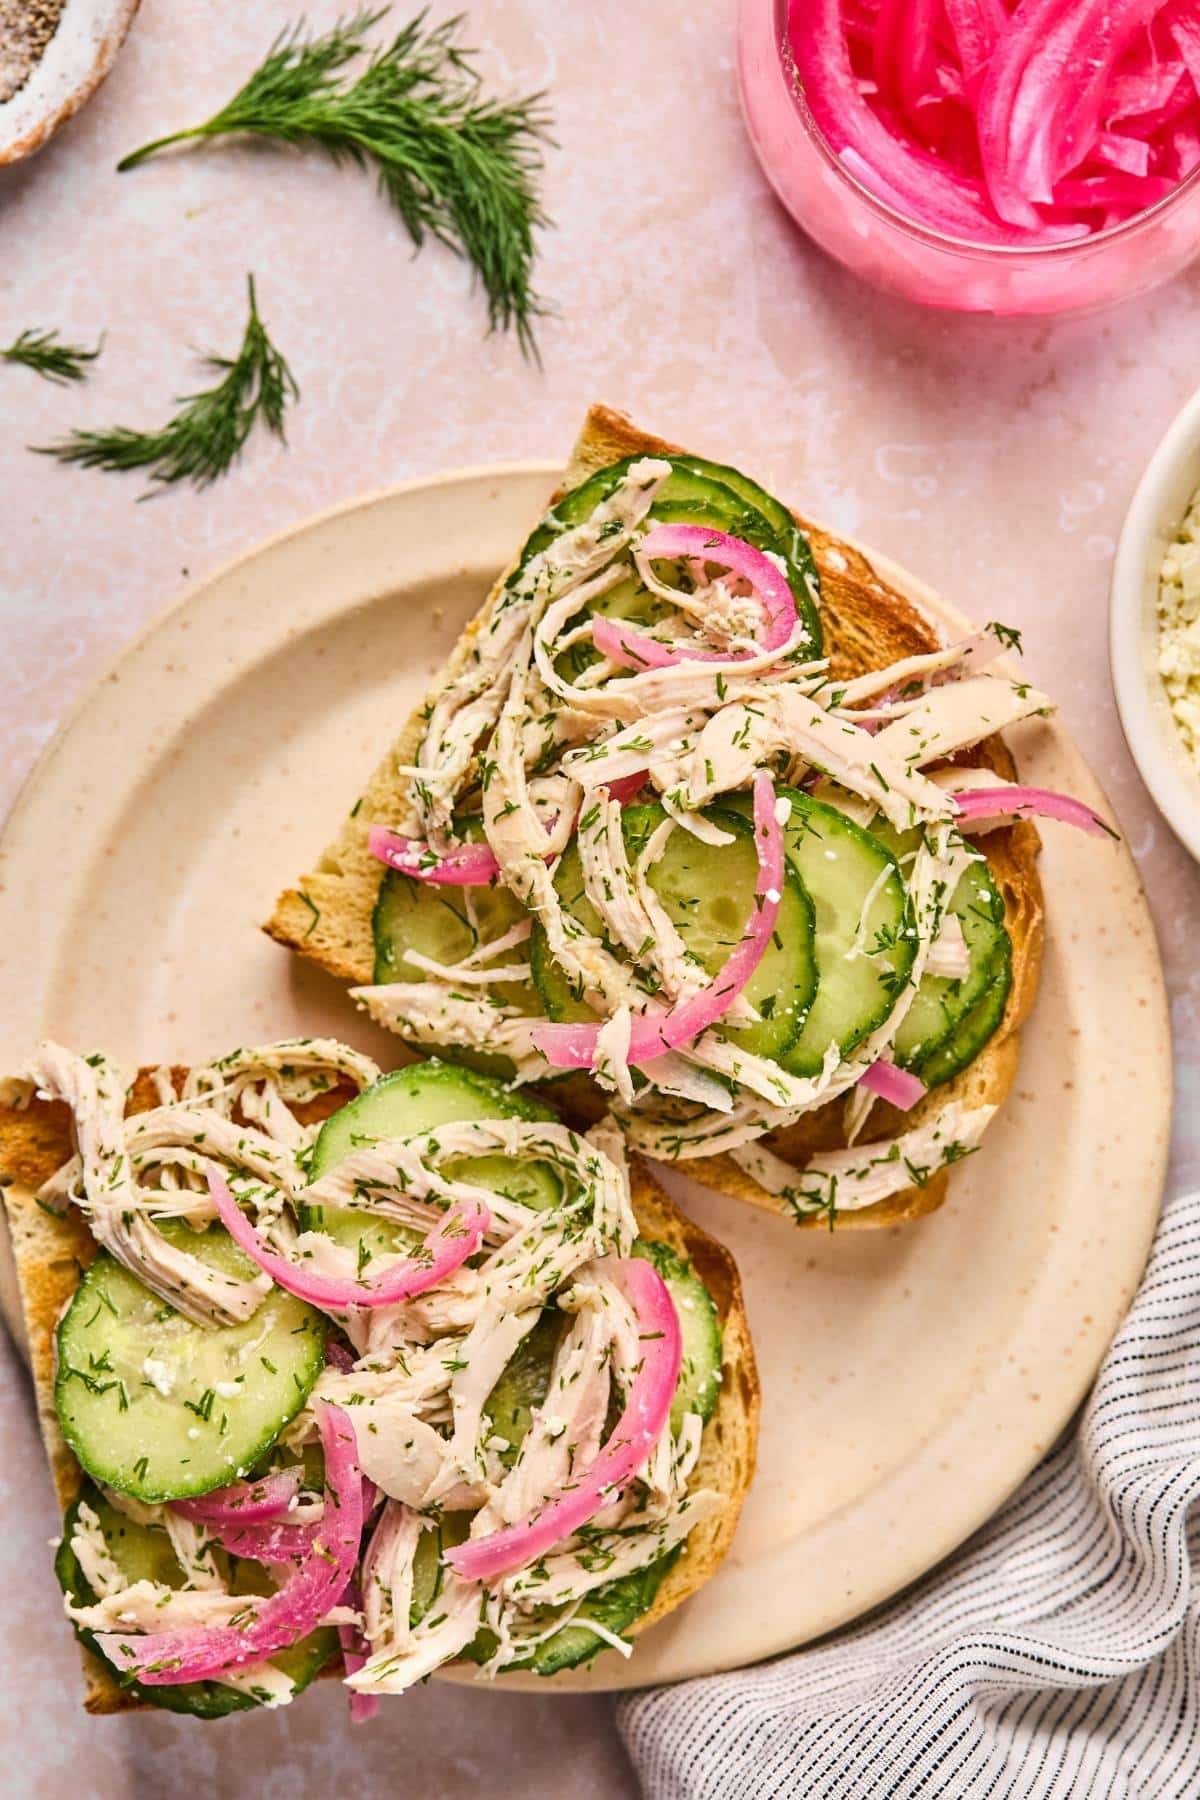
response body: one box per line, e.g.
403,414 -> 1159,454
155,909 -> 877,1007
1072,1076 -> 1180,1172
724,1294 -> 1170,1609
1,0 -> 1197,1788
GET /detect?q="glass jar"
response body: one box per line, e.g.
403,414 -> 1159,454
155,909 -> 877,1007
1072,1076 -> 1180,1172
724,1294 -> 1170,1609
737,0 -> 1200,316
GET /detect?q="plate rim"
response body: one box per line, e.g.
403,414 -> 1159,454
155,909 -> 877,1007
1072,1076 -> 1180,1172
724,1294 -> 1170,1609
0,462 -> 1172,1695
0,459 -> 565,871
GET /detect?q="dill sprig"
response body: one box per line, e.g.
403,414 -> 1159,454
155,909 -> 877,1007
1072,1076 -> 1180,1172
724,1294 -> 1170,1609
117,9 -> 551,355
2,328 -> 102,384
37,276 -> 298,492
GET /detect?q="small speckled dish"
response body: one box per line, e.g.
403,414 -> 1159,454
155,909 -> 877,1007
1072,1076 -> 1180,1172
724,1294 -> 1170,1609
1111,385 -> 1200,865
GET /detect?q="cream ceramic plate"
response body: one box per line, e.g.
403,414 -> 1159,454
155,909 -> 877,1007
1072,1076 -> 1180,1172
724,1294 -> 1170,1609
0,466 -> 1170,1694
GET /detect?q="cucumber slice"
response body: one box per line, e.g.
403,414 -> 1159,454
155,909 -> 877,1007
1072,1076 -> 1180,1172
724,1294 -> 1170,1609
406,1512 -> 470,1632
371,817 -> 539,1081
530,461 -> 757,560
305,1064 -> 563,1267
723,788 -> 915,1077
553,491 -> 772,688
408,1516 -> 452,1627
633,1240 -> 722,1431
529,915 -> 595,1025
514,454 -> 822,655
371,810 -> 538,1080
889,853 -> 1008,1072
667,452 -> 822,647
372,871 -> 529,991
482,1308 -> 561,1467
918,932 -> 1012,1087
297,1147 -> 565,1265
293,1200 -> 421,1264
54,1225 -> 326,1504
482,1240 -> 721,1460
55,1482 -> 337,1717
529,801 -> 816,1061
449,1237 -> 720,1677
309,1062 -> 557,1178
371,815 -> 530,999
523,1551 -> 679,1675
461,1549 -> 680,1676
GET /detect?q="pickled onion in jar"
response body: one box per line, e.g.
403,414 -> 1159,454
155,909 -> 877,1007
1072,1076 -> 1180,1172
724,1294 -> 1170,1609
785,0 -> 1200,242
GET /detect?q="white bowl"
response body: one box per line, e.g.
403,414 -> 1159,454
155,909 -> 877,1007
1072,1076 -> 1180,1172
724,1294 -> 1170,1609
1111,385 -> 1200,864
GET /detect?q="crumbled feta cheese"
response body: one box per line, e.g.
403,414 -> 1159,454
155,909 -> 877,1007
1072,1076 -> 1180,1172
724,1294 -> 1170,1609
1158,486 -> 1200,758
142,1355 -> 174,1397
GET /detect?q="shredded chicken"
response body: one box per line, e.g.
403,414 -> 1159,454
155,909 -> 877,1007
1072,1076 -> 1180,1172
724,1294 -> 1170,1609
30,462 -> 1051,1709
352,461 -> 1038,1178
925,912 -> 971,981
731,1100 -> 998,1218
19,434 -> 1034,1201
31,1030 -> 721,1706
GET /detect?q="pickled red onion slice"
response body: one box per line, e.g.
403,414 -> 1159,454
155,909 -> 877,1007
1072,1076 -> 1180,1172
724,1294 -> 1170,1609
950,784 -> 1117,837
338,1582 -> 378,1725
1167,6 -> 1200,100
787,0 -> 1200,244
532,771 -> 784,1071
1096,132 -> 1153,178
592,617 -> 701,672
1001,0 -> 1163,207
177,1478 -> 376,1570
789,0 -> 1029,241
446,1257 -> 681,1584
605,770 -> 650,805
943,0 -> 1006,97
859,1059 -> 928,1111
592,526 -> 799,672
368,826 -> 500,887
369,808 -> 592,884
94,1403 -> 362,1686
195,1514 -> 321,1565
209,1170 -> 490,1310
639,525 -> 799,651
174,1468 -> 302,1526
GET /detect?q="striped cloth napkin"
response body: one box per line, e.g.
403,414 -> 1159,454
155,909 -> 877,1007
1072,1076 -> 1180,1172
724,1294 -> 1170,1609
619,1181 -> 1200,1799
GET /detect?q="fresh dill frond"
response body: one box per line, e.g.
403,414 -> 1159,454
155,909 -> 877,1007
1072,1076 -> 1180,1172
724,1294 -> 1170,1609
36,276 -> 298,493
2,328 -> 102,384
117,8 -> 552,355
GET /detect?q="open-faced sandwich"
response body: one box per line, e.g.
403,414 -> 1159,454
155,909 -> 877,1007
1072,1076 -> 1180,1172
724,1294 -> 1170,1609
267,406 -> 1117,1227
0,1039 -> 756,1714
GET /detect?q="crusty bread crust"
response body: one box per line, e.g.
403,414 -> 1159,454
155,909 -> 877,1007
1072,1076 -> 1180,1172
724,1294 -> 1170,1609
624,1164 -> 759,1634
0,1068 -> 758,1709
265,405 -> 1044,1229
0,1068 -> 348,1714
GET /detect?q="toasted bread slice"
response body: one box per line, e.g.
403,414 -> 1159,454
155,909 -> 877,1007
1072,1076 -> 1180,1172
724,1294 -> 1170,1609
265,405 -> 1044,1228
0,1068 -> 758,1711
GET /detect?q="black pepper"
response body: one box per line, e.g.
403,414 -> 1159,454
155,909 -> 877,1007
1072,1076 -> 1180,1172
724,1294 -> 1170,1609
0,0 -> 66,106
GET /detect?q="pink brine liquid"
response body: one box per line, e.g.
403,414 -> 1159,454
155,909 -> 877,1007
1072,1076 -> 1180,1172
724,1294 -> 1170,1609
737,0 -> 1200,315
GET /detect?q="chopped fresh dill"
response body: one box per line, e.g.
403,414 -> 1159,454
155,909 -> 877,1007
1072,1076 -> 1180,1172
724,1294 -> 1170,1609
2,328 -> 102,384
36,276 -> 297,492
117,9 -> 552,355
